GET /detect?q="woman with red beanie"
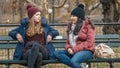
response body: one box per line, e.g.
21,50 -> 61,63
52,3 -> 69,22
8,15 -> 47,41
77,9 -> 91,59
9,3 -> 59,68
54,4 -> 95,68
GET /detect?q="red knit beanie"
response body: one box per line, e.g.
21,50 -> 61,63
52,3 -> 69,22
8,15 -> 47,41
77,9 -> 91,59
26,3 -> 41,19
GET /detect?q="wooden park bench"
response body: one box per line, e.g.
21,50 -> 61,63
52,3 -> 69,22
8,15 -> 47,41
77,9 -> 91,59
0,34 -> 120,68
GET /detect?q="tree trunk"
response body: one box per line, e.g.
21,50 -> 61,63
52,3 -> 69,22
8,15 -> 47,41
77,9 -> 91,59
100,0 -> 120,34
19,0 -> 25,20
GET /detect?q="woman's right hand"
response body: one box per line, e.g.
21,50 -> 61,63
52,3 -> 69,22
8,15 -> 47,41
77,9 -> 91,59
67,48 -> 74,55
16,33 -> 24,43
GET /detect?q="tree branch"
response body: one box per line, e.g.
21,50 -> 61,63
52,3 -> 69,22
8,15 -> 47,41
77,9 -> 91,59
25,0 -> 43,10
53,0 -> 67,8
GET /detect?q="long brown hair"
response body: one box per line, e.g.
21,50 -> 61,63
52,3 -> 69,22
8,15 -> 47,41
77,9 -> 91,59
26,18 -> 43,37
67,19 -> 83,35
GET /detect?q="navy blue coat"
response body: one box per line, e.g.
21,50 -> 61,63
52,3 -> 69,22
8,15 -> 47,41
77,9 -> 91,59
9,17 -> 59,60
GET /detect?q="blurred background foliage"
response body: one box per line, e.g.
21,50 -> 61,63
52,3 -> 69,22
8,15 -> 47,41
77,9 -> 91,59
0,0 -> 120,34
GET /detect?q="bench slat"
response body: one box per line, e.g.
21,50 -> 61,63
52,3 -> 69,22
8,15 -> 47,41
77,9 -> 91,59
0,60 -> 60,64
95,34 -> 119,39
0,40 -> 119,48
0,43 -> 119,49
0,34 -> 119,41
1,58 -> 120,65
86,58 -> 120,62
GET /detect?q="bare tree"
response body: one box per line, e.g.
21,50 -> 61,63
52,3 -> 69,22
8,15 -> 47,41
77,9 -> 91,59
19,0 -> 25,20
100,0 -> 120,34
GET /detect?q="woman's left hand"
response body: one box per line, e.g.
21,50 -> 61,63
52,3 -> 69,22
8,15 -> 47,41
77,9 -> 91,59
46,35 -> 52,43
68,48 -> 74,55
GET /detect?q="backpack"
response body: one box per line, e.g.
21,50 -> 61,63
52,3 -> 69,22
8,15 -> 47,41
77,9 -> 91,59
94,43 -> 115,58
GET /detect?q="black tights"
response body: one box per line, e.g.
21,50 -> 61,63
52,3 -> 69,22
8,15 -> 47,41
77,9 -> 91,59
22,41 -> 49,68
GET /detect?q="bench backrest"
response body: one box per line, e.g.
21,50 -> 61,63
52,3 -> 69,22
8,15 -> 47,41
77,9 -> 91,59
0,34 -> 119,49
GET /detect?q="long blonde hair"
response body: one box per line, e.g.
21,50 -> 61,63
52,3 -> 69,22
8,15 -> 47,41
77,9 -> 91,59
26,18 -> 43,37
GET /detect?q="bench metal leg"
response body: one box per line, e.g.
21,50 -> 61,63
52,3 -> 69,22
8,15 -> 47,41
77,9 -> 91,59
6,64 -> 10,68
87,63 -> 91,68
109,62 -> 114,68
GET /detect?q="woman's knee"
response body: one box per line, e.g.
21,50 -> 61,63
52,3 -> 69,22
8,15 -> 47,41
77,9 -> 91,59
71,58 -> 78,64
37,53 -> 43,60
54,50 -> 66,54
54,50 -> 63,57
54,51 -> 62,58
71,58 -> 81,68
54,50 -> 59,55
32,42 -> 41,50
54,50 -> 67,59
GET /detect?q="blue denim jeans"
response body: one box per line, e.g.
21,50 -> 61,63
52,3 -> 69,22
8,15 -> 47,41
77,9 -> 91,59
54,50 -> 93,68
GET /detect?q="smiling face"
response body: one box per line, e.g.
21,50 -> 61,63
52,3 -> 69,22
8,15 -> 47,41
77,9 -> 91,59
32,12 -> 41,23
70,15 -> 78,24
27,11 -> 43,37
